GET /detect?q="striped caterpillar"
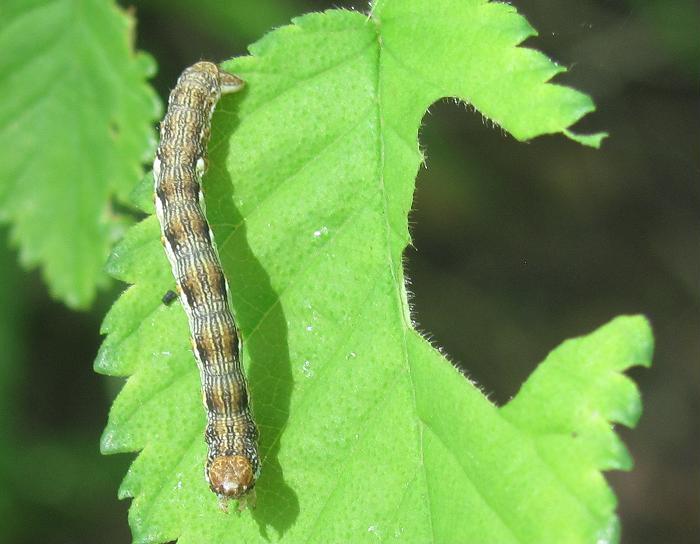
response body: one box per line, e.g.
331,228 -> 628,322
153,61 -> 259,509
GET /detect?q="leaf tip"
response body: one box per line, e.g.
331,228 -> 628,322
105,249 -> 123,279
94,341 -> 121,376
117,475 -> 136,500
564,129 -> 609,148
595,515 -> 621,544
100,427 -> 122,455
609,314 -> 654,369
605,431 -> 635,471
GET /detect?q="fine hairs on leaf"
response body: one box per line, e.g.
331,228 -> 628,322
96,1 -> 649,543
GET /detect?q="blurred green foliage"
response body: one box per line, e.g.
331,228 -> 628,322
0,0 -> 159,308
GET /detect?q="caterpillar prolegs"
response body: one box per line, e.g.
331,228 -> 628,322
153,62 -> 259,509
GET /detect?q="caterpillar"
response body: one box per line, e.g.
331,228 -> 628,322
153,61 -> 259,510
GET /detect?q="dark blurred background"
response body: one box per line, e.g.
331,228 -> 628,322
0,1 -> 697,542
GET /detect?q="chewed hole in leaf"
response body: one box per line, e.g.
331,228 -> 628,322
408,99 -> 556,405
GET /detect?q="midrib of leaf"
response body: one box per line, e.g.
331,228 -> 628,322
374,21 -> 435,540
272,17 -> 431,537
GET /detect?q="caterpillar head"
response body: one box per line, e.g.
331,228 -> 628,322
180,61 -> 244,95
217,69 -> 245,94
208,455 -> 256,504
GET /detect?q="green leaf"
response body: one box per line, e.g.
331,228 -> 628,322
0,0 -> 160,308
97,2 -> 645,542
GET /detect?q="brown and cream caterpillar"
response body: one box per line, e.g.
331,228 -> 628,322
153,61 -> 259,509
